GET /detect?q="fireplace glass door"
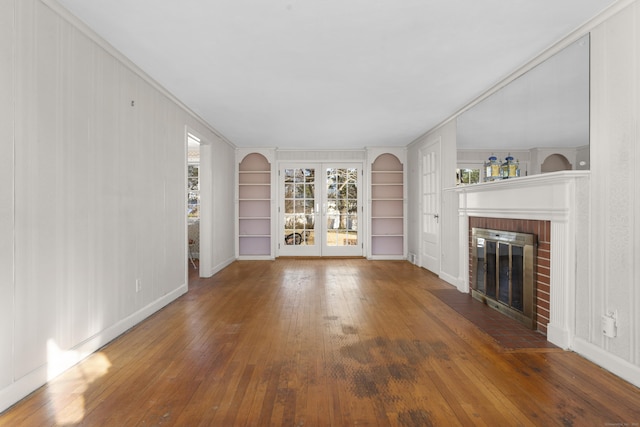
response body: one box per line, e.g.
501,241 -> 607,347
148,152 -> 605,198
472,228 -> 536,328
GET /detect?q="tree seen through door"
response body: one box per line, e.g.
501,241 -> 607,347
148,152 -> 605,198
284,168 -> 316,246
283,167 -> 358,247
325,168 -> 358,247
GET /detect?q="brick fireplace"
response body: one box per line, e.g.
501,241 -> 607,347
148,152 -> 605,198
469,217 -> 551,334
453,171 -> 589,349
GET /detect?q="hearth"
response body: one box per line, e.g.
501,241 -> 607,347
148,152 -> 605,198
471,228 -> 536,328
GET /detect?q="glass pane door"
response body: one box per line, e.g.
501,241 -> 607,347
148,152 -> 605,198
279,163 -> 362,257
280,167 -> 319,256
323,167 -> 361,256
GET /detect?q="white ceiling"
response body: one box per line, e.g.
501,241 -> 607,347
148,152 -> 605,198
55,0 -> 617,150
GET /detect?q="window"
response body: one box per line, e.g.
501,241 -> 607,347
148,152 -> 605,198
456,167 -> 480,185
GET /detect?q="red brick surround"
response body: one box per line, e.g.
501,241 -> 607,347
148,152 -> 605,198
469,217 -> 551,334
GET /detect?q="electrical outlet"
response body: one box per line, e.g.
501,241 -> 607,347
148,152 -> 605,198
135,279 -> 141,293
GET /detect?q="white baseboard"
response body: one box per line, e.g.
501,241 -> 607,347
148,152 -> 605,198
209,256 -> 236,276
0,283 -> 188,414
572,337 -> 640,389
547,324 -> 571,350
236,255 -> 275,261
438,271 -> 467,292
199,256 -> 236,278
367,255 -> 406,260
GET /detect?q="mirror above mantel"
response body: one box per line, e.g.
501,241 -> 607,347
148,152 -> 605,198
456,34 -> 590,184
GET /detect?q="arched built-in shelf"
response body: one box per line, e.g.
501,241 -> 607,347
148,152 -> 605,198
238,153 -> 271,257
370,153 -> 404,257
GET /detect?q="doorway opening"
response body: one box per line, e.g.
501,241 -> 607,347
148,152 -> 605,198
187,133 -> 200,270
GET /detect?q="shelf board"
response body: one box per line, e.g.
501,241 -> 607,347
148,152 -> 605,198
239,234 -> 271,238
239,216 -> 270,220
371,234 -> 403,237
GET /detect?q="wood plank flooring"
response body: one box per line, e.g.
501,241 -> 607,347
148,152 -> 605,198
1,259 -> 639,426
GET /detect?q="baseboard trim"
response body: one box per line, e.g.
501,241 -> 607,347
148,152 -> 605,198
0,283 -> 188,413
207,256 -> 236,277
438,271 -> 465,291
572,337 -> 640,389
547,324 -> 571,350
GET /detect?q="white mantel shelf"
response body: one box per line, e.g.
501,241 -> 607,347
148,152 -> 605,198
451,170 -> 590,221
449,170 -> 591,349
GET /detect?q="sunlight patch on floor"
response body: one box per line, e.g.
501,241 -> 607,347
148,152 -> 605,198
47,340 -> 112,425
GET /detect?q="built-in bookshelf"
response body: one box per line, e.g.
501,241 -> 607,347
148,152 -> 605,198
371,153 -> 404,257
238,153 -> 271,257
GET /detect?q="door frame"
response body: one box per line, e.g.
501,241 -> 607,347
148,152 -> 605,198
185,128 -> 212,279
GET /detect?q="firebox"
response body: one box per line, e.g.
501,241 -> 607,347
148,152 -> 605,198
471,228 -> 536,329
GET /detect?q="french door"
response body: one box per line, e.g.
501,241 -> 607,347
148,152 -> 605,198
278,163 -> 362,257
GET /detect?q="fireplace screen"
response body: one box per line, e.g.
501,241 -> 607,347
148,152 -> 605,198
472,228 -> 536,328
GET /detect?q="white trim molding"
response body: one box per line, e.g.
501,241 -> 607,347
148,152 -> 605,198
573,338 -> 640,389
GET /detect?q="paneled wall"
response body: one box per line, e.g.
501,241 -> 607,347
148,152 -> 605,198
211,141 -> 236,270
577,1 -> 640,383
1,0 -> 236,411
0,0 -> 15,392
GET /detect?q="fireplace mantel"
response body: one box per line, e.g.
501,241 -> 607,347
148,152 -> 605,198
453,171 -> 590,349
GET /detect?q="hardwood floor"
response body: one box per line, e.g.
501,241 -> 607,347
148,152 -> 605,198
1,259 -> 639,426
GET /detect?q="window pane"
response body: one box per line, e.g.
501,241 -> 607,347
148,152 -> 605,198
283,168 -> 315,246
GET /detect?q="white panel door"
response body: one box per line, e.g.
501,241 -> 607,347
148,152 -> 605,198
279,163 -> 362,257
420,140 -> 441,273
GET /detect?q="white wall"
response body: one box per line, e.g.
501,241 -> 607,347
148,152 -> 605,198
0,0 -> 236,411
406,143 -> 420,263
0,0 -> 15,393
210,140 -> 237,272
407,0 -> 640,387
574,1 -> 640,385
